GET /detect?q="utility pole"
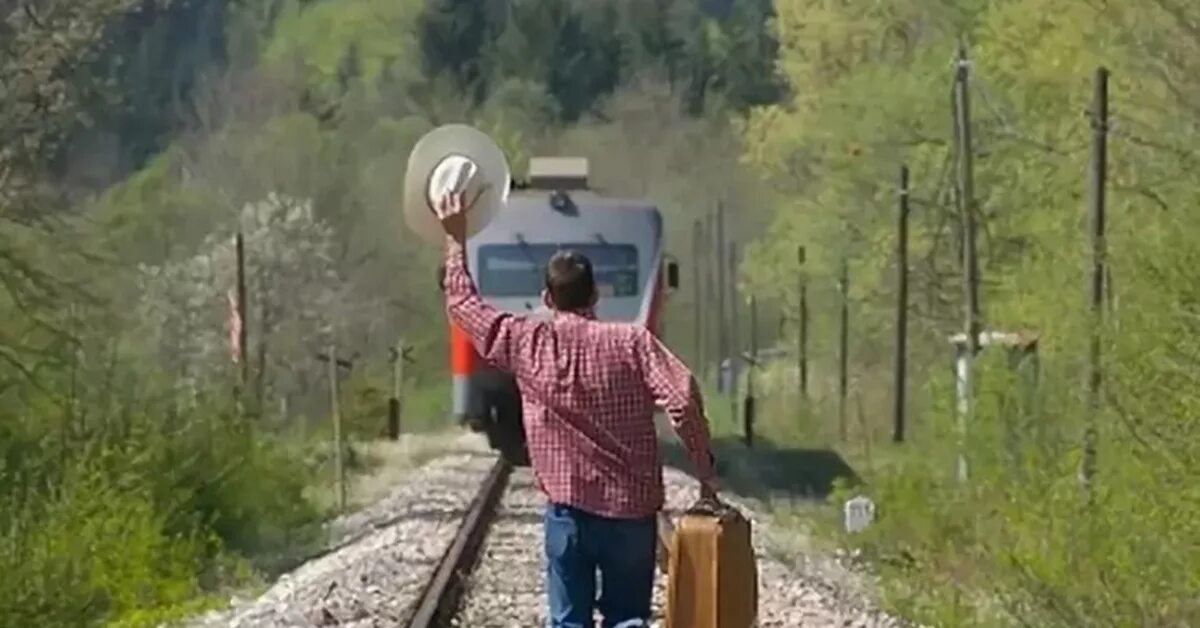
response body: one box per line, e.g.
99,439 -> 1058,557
797,245 -> 809,401
715,203 -> 727,391
838,256 -> 849,444
692,219 -> 704,370
728,242 -> 740,426
704,211 -> 717,381
235,230 -> 248,410
326,343 -> 346,512
254,305 -> 268,417
1081,66 -> 1109,496
389,338 -> 406,440
894,165 -> 911,444
954,41 -> 982,482
744,295 -> 757,448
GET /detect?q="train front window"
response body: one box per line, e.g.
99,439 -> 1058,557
477,243 -> 640,298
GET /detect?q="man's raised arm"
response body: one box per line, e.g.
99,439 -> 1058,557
436,191 -> 537,375
442,238 -> 536,374
633,328 -> 718,490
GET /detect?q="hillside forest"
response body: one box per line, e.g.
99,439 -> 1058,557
2,0 -> 1199,626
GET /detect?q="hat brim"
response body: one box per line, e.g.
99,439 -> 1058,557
403,124 -> 511,245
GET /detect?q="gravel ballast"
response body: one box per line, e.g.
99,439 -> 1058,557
453,466 -> 908,627
181,433 -> 498,628
178,431 -> 909,627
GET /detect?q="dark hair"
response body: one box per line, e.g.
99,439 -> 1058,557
544,250 -> 595,311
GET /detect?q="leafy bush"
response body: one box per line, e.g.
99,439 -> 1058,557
0,387 -> 324,625
0,457 -> 204,627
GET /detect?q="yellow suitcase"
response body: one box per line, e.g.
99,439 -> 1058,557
663,498 -> 758,628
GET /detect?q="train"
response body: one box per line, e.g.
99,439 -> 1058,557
441,156 -> 679,466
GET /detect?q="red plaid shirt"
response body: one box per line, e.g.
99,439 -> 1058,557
443,241 -> 716,519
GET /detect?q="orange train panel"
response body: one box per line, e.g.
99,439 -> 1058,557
450,323 -> 478,376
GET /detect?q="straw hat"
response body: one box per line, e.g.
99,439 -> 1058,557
402,124 -> 511,244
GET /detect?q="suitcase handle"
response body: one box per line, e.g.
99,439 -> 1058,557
684,496 -> 745,522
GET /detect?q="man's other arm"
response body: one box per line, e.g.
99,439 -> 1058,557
442,238 -> 536,374
634,328 -> 717,484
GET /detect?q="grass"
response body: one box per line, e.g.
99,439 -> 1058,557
181,426 -> 477,626
300,373 -> 460,507
696,348 -> 1200,627
306,428 -> 479,513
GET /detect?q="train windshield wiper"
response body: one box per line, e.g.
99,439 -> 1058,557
515,234 -> 541,309
514,234 -> 541,269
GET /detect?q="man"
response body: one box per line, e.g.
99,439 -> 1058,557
434,190 -> 719,628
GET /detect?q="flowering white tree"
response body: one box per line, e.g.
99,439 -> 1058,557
136,192 -> 357,416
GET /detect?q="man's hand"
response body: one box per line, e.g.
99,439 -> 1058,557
432,190 -> 469,245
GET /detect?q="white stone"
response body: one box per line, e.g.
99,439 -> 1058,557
843,495 -> 876,534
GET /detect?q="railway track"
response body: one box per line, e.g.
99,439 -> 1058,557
445,466 -> 678,627
179,440 -> 504,628
415,464 -> 911,628
403,457 -> 512,627
403,460 -> 668,627
450,467 -> 548,626
182,438 -> 909,628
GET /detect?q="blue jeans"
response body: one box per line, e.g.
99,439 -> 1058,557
543,503 -> 656,628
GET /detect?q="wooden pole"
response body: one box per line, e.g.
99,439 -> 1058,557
328,343 -> 346,511
715,203 -> 727,390
704,211 -> 717,381
894,165 -> 911,444
235,231 -> 248,409
744,295 -> 757,448
254,303 -> 267,416
1081,66 -> 1109,495
389,338 -> 404,440
954,41 -> 981,482
798,246 -> 808,401
728,242 -> 740,426
838,256 -> 849,444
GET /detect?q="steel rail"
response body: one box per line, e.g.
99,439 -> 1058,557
404,457 -> 512,628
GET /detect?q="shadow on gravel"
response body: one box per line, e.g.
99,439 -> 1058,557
658,436 -> 861,501
373,507 -> 472,522
357,446 -> 497,469
494,511 -> 545,526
